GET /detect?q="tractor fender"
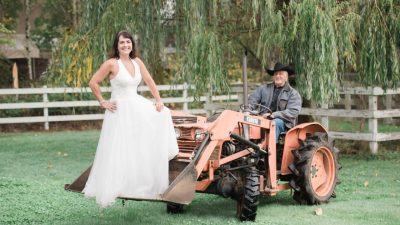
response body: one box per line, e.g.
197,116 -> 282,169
280,122 -> 327,175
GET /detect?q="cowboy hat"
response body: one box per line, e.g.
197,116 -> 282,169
266,62 -> 295,76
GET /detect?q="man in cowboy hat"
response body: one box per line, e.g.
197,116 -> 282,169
248,62 -> 302,141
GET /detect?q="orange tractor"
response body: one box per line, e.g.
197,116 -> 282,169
66,105 -> 340,221
66,52 -> 339,222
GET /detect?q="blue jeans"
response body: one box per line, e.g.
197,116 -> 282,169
274,118 -> 286,142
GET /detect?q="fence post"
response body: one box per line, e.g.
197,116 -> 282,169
344,93 -> 352,122
183,82 -> 188,113
369,95 -> 378,154
309,100 -> 317,121
205,93 -> 212,117
321,103 -> 329,129
43,85 -> 49,130
384,94 -> 392,123
344,93 -> 351,110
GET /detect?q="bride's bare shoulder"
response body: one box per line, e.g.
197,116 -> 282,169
103,58 -> 118,75
133,57 -> 144,65
105,58 -> 118,66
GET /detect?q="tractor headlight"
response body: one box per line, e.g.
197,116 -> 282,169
174,128 -> 181,138
194,128 -> 204,140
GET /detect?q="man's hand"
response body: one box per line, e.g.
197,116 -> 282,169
262,113 -> 274,119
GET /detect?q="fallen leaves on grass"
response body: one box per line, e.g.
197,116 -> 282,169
364,180 -> 369,188
57,151 -> 68,157
314,208 -> 323,216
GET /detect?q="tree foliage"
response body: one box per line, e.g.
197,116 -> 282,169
0,23 -> 14,45
285,0 -> 341,103
0,0 -> 23,30
46,0 -> 400,104
256,0 -> 284,69
358,0 -> 400,89
175,0 -> 230,95
46,0 -> 165,87
32,0 -> 82,50
0,23 -> 14,87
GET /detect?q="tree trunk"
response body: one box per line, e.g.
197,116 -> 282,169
25,0 -> 33,80
72,0 -> 78,29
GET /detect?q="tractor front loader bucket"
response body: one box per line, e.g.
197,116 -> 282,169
64,160 -> 197,205
161,160 -> 197,204
64,165 -> 92,193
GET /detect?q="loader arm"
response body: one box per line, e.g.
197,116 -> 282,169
190,110 -> 279,191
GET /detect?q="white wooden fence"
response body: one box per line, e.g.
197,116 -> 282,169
0,84 -> 238,130
300,87 -> 400,154
1,85 -> 399,154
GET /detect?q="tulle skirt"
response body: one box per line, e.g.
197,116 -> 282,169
83,94 -> 179,207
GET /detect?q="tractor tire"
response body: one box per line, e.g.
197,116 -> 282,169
289,133 -> 340,205
236,169 -> 260,221
166,203 -> 184,214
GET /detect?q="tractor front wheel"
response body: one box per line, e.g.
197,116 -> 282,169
289,134 -> 340,205
236,169 -> 260,221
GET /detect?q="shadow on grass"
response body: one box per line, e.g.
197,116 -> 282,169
258,191 -> 296,207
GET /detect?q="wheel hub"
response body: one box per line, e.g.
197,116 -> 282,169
310,164 -> 319,178
309,147 -> 335,197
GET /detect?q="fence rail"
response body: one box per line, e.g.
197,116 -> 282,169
298,87 -> 400,154
1,85 -> 399,154
0,84 -> 238,130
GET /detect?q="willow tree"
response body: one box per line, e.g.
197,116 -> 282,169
47,0 -> 277,91
175,0 -> 235,95
47,0 -> 165,86
358,0 -> 400,89
256,0 -> 284,69
47,0 -> 399,104
284,0 -> 361,103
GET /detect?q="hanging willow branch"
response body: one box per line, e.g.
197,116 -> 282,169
177,30 -> 229,97
46,0 -> 165,87
334,0 -> 360,76
46,0 -> 400,104
285,0 -> 340,104
174,0 -> 230,98
358,0 -> 400,89
256,0 -> 284,68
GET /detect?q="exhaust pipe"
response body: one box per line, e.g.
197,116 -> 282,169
243,50 -> 248,107
242,50 -> 250,139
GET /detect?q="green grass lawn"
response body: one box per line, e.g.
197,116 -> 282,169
329,118 -> 400,133
1,130 -> 399,225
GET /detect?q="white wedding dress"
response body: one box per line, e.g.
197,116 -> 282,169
83,59 -> 179,207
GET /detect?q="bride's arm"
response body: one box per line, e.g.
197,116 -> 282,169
135,58 -> 163,111
89,59 -> 117,112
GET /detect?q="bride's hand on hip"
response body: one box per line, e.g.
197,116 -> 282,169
100,100 -> 117,112
154,101 -> 164,112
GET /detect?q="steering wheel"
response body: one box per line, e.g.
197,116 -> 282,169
240,104 -> 272,116
253,103 -> 272,115
239,104 -> 251,112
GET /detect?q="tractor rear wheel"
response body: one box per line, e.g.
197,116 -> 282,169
166,203 -> 184,214
236,169 -> 260,221
289,134 -> 340,205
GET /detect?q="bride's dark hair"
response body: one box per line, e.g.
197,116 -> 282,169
109,31 -> 136,59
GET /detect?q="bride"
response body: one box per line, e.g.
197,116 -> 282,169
83,30 -> 179,207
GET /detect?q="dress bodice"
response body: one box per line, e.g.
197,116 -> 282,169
110,59 -> 142,99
